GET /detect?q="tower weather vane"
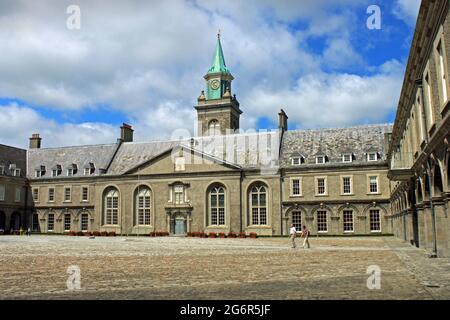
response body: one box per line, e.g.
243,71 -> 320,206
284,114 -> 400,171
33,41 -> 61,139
217,29 -> 221,38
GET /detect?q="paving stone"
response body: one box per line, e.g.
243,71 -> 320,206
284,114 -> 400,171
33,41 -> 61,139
0,235 -> 448,299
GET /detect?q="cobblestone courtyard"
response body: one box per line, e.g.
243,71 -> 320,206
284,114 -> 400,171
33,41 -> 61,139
1,235 -> 450,300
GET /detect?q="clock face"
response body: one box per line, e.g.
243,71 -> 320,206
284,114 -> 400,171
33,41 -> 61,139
210,79 -> 220,90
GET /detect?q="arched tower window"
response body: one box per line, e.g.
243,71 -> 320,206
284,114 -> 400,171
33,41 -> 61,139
208,120 -> 220,135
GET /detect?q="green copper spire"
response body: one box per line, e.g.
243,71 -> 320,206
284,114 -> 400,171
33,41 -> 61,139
207,32 -> 230,74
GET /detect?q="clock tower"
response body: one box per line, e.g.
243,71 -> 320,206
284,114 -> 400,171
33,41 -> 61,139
195,33 -> 242,136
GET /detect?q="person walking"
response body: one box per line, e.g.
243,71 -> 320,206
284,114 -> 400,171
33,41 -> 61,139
290,224 -> 297,248
301,225 -> 310,249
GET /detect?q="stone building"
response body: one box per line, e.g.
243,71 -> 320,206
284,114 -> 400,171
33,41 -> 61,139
387,0 -> 450,257
0,143 -> 30,232
2,34 -> 393,236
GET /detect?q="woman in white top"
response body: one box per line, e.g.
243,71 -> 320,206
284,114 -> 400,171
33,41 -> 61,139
290,224 -> 297,248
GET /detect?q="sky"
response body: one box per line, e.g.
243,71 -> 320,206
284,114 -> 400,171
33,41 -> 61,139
0,0 -> 421,149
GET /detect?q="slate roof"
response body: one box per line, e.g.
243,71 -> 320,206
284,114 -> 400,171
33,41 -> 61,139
107,140 -> 180,175
0,144 -> 27,177
281,124 -> 393,168
25,123 -> 392,178
27,143 -> 118,179
184,131 -> 280,169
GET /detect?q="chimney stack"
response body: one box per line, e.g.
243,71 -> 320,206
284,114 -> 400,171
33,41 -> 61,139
278,109 -> 288,132
29,133 -> 42,149
120,123 -> 134,142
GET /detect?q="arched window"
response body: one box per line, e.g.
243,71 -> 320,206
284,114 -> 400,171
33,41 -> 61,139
250,184 -> 267,225
209,186 -> 225,225
104,188 -> 119,225
136,187 -> 151,225
208,120 -> 220,135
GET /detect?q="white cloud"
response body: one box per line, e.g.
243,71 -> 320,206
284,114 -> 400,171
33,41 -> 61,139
242,59 -> 404,130
393,0 -> 421,26
0,103 -> 117,148
0,0 -> 409,147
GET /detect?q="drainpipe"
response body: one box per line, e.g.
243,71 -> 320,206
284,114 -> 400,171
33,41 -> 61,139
239,170 -> 243,233
415,78 -> 438,258
280,169 -> 284,236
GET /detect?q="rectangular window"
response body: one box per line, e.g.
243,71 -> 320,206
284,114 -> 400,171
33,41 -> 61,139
67,169 -> 74,176
292,179 -> 301,196
52,169 -> 58,177
32,188 -> 39,202
64,187 -> 71,202
0,185 -> 5,201
35,170 -> 41,178
317,178 -> 326,195
81,187 -> 89,202
342,154 -> 352,163
64,214 -> 71,231
81,214 -> 89,231
317,210 -> 328,232
48,188 -> 55,202
342,177 -> 352,195
47,214 -> 54,232
0,166 -> 4,175
369,176 -> 379,194
437,40 -> 448,103
343,210 -> 354,232
424,72 -> 434,129
15,187 -> 21,202
14,169 -> 21,177
367,153 -> 377,161
174,185 -> 184,204
316,156 -> 325,164
84,168 -> 90,176
291,157 -> 302,165
370,209 -> 381,232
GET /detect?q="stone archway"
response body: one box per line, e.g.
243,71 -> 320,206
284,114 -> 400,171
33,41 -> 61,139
10,212 -> 21,232
0,211 -> 5,231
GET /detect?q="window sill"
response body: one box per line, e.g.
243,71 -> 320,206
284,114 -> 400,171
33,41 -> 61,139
290,194 -> 303,197
341,193 -> 354,196
315,194 -> 328,197
317,231 -> 328,234
344,230 -> 354,233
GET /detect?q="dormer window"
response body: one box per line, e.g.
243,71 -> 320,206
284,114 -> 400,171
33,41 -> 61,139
0,165 -> 4,175
9,164 -> 21,176
316,155 -> 326,164
367,152 -> 378,162
84,162 -> 95,176
291,157 -> 304,165
67,164 -> 78,176
35,166 -> 46,178
51,165 -> 62,177
342,154 -> 353,163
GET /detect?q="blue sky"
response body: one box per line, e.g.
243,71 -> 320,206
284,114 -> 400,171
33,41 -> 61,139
0,0 -> 421,148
